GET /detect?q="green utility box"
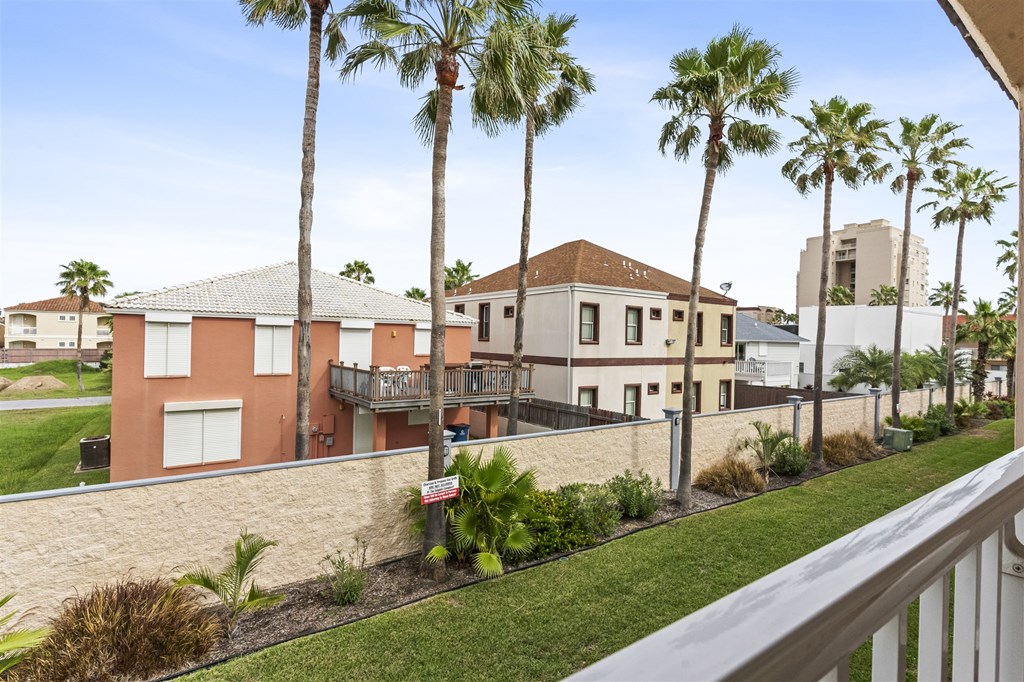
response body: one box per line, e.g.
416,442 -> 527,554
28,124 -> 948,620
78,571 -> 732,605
883,427 -> 913,452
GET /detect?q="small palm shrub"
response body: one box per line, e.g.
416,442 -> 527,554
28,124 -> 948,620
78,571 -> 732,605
738,421 -> 808,478
411,446 -> 537,578
319,540 -> 367,606
0,594 -> 48,675
175,530 -> 284,636
606,470 -> 661,519
812,431 -> 882,466
13,578 -> 220,681
954,398 -> 989,428
523,490 -> 595,561
557,483 -> 622,536
925,404 -> 958,436
694,456 -> 766,497
771,439 -> 809,476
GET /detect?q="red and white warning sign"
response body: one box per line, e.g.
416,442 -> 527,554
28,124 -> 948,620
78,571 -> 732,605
421,475 -> 460,505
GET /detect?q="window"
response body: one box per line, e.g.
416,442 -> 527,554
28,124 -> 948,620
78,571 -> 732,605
647,382 -> 659,395
454,304 -> 465,315
478,303 -> 491,341
163,400 -> 242,468
414,323 -> 430,355
68,341 -> 76,348
624,385 -> 640,417
650,308 -> 662,320
69,315 -> 76,321
695,312 -> 704,346
580,303 -> 599,343
504,305 -> 515,318
671,382 -> 683,394
254,321 -> 293,375
578,387 -> 597,408
625,307 -> 642,344
720,314 -> 733,346
692,381 -> 702,413
672,309 -> 685,322
145,321 -> 191,377
58,341 -> 66,347
719,380 -> 732,411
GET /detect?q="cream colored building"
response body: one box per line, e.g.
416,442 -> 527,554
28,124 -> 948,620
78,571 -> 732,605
796,219 -> 929,308
3,296 -> 112,350
447,241 -> 737,419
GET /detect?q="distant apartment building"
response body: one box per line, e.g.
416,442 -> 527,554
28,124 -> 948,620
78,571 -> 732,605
3,296 -> 112,350
737,305 -> 784,324
446,240 -> 738,420
796,219 -> 929,309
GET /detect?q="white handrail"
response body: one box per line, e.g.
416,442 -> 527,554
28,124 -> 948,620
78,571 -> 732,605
569,447 -> 1024,681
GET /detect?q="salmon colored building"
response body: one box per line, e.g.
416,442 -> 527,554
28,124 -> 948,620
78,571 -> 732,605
106,263 -> 531,482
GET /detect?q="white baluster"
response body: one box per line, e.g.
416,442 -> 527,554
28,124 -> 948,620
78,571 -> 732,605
979,531 -> 1003,681
918,573 -> 949,681
953,548 -> 980,681
872,609 -> 907,682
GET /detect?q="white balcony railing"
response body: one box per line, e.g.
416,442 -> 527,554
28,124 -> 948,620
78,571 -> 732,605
97,329 -> 112,336
571,447 -> 1024,681
9,327 -> 38,336
735,360 -> 793,379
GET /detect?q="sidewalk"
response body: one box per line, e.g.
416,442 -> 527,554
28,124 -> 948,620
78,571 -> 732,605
0,396 -> 111,411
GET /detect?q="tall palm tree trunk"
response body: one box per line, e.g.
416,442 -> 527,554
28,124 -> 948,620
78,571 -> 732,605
294,0 -> 325,461
946,216 -> 966,417
891,173 -> 916,428
812,171 -> 834,460
424,52 -> 457,580
507,115 -> 536,437
678,129 -> 721,507
974,340 -> 989,401
75,298 -> 86,391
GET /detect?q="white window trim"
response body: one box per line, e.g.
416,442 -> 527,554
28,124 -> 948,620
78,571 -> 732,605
144,317 -> 192,378
163,400 -> 242,468
414,322 -> 430,356
254,323 -> 293,376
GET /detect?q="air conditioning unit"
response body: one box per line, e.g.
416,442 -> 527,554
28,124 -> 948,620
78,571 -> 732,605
883,427 -> 912,452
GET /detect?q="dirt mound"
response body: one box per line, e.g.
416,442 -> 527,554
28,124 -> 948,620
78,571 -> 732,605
4,376 -> 69,392
0,377 -> 12,392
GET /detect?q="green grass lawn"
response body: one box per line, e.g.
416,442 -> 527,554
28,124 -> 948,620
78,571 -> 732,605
0,405 -> 111,494
0,360 -> 112,401
187,421 -> 1015,682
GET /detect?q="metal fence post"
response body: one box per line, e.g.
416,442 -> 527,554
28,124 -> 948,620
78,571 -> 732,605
927,380 -> 937,408
996,376 -> 1004,397
787,396 -> 803,442
663,408 -> 682,491
870,388 -> 883,441
443,429 -> 455,468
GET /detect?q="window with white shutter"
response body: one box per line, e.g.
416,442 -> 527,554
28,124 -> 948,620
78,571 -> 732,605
254,321 -> 293,375
145,320 -> 191,377
414,323 -> 430,356
163,400 -> 242,468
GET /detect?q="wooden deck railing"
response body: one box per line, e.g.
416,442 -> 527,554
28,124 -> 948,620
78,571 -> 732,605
329,362 -> 533,403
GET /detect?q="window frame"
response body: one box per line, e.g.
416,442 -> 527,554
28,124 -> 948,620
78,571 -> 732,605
671,381 -> 683,394
719,380 -> 732,411
672,309 -> 685,322
647,382 -> 660,395
624,384 -> 641,417
478,303 -> 491,341
693,381 -> 702,414
720,314 -> 734,346
578,386 -> 598,409
454,304 -> 465,315
650,307 -> 662,321
254,319 -> 294,376
695,312 -> 704,346
625,306 -> 643,345
163,400 -> 242,469
579,303 -> 600,344
503,305 -> 515,318
144,318 -> 192,378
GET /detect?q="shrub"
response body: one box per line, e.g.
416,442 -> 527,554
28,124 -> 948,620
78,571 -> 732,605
694,457 -> 766,497
736,421 -> 794,479
899,415 -> 938,443
771,439 -> 809,476
606,470 -> 661,519
319,540 -> 368,606
924,404 -> 958,436
557,483 -> 622,537
523,490 -> 594,561
14,578 -> 220,682
812,431 -> 882,466
954,398 -> 989,428
175,530 -> 284,636
983,399 -> 1014,420
0,594 -> 48,675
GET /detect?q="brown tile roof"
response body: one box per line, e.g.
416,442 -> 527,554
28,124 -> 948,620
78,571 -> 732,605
5,296 -> 107,313
448,240 -> 736,305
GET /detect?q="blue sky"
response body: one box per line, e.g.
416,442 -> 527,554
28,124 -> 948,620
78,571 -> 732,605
1,0 -> 1019,314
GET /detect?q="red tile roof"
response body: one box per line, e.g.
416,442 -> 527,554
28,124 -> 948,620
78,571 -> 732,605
448,240 -> 736,305
5,296 -> 107,313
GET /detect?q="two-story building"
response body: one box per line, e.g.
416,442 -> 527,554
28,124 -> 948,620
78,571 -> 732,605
733,314 -> 806,388
447,241 -> 737,419
106,263 -> 531,482
3,296 -> 112,351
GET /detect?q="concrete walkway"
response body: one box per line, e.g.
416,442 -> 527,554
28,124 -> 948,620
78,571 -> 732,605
0,396 -> 111,411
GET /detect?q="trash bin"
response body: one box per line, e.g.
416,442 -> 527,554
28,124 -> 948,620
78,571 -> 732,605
446,423 -> 471,442
80,435 -> 111,470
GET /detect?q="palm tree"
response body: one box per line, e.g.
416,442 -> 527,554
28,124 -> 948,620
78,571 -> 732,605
990,322 -> 1017,397
826,285 -> 855,306
405,286 -> 427,300
999,285 -> 1017,311
651,26 -> 796,507
920,166 -> 1016,417
340,0 -> 531,578
887,115 -> 967,428
830,344 -> 894,391
929,281 -> 966,347
471,13 -> 594,437
958,299 -> 1014,401
782,97 -> 891,464
241,0 -> 345,461
340,260 -> 375,284
868,284 -> 898,306
995,230 -> 1018,282
56,260 -> 113,391
444,259 -> 479,290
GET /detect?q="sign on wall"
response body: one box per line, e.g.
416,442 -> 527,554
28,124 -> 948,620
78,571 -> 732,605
421,475 -> 460,505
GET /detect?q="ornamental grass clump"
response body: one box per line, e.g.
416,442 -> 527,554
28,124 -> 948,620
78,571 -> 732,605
11,578 -> 220,682
693,456 -> 766,497
811,431 -> 883,467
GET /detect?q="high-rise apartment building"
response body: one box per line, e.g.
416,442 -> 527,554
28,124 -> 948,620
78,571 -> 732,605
796,219 -> 929,308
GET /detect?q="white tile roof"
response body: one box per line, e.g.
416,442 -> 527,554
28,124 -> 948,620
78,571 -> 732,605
106,262 -> 473,326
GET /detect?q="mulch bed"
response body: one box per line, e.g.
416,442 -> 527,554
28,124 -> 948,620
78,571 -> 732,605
164,426 -> 1002,679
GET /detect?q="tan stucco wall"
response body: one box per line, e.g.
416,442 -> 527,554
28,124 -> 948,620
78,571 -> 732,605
5,310 -> 111,349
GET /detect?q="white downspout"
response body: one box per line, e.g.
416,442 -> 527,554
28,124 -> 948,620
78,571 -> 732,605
567,285 -> 574,403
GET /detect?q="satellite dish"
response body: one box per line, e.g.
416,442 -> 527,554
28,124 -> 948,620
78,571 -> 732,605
719,282 -> 733,295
